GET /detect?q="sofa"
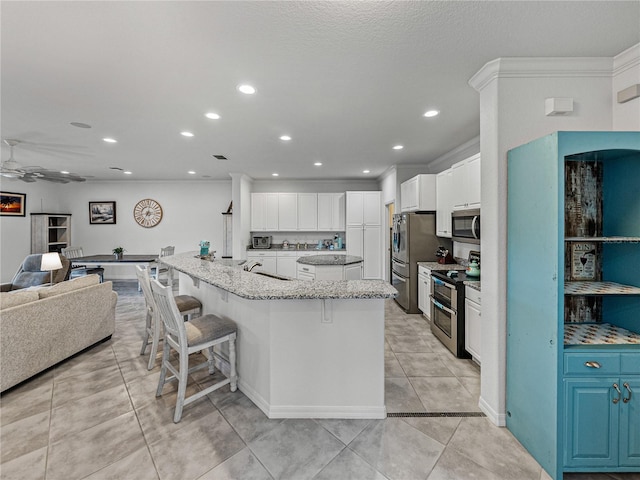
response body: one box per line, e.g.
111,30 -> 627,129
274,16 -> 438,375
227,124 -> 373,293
0,274 -> 117,392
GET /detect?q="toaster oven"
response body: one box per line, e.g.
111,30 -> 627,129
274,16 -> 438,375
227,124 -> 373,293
252,235 -> 272,249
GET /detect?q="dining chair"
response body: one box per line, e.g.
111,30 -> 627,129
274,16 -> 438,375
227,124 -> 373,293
61,246 -> 104,282
150,246 -> 175,285
151,279 -> 238,423
135,265 -> 202,370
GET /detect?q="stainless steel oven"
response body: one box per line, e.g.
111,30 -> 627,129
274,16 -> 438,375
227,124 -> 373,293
430,272 -> 469,358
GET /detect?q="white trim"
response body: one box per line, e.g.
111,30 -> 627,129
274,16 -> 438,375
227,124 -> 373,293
613,42 -> 640,76
479,395 -> 506,427
469,57 -> 613,92
266,405 -> 386,419
237,378 -> 272,417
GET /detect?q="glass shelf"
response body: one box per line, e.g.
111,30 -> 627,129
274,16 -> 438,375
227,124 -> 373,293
565,281 -> 640,295
565,236 -> 640,243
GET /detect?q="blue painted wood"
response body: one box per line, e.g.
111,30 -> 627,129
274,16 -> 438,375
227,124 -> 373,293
619,376 -> 640,467
507,131 -> 640,480
564,377 -> 618,468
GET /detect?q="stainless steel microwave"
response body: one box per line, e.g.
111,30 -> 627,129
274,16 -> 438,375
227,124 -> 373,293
252,235 -> 272,249
452,208 -> 480,244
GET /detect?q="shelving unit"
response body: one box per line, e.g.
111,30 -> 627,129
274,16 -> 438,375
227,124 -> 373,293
31,213 -> 72,254
506,132 -> 640,479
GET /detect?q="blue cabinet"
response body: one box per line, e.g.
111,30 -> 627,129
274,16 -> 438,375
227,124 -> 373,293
507,132 -> 640,479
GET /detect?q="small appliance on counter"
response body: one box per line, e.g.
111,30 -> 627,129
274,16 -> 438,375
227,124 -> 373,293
435,246 -> 455,264
252,235 -> 272,249
466,250 -> 481,277
282,239 -> 290,249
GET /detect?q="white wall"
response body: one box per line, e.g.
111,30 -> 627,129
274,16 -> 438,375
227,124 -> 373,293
0,180 -> 64,282
251,179 -> 378,193
469,49 -> 637,426
612,43 -> 640,131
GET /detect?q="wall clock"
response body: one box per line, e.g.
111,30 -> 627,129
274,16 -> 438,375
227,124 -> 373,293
133,198 -> 163,228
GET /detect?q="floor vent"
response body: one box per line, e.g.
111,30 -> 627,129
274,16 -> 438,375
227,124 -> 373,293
387,412 -> 486,418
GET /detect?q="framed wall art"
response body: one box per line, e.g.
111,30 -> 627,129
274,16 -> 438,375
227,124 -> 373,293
0,191 -> 26,216
89,201 -> 116,224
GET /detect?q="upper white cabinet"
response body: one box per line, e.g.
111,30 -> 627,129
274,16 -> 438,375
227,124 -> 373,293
400,174 -> 437,212
278,193 -> 298,230
346,191 -> 382,279
436,169 -> 453,237
251,193 -> 279,231
297,193 -> 318,231
317,193 -> 345,231
451,153 -> 481,211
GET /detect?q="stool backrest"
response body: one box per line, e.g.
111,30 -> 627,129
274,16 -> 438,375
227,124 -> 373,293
160,246 -> 175,258
150,278 -> 186,346
61,246 -> 84,259
135,265 -> 155,313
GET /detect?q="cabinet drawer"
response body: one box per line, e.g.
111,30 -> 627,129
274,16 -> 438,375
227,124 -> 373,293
564,353 -> 620,376
418,265 -> 432,275
297,264 -> 315,275
621,353 -> 640,375
466,288 -> 481,305
276,251 -> 298,258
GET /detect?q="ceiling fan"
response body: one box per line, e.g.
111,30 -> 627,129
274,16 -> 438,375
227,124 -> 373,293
1,139 -> 86,183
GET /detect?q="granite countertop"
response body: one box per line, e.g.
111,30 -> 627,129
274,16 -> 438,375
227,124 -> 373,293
161,251 -> 397,301
464,281 -> 481,291
417,261 -> 465,271
297,254 -> 363,266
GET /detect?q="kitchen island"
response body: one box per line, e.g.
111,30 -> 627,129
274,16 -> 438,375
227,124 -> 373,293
297,254 -> 363,281
160,252 -> 397,419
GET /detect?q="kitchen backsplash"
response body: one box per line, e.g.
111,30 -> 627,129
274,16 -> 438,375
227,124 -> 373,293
453,241 -> 479,265
252,232 -> 345,248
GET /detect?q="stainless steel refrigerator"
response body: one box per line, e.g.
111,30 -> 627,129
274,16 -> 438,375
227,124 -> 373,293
391,212 -> 450,313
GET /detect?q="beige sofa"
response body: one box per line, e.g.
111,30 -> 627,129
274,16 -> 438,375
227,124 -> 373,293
0,274 -> 117,392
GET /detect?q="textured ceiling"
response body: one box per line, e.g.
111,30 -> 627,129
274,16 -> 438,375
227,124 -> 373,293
1,1 -> 639,182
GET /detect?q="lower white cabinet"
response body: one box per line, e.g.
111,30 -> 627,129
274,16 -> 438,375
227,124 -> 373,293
417,265 -> 432,319
276,251 -> 298,278
465,288 -> 482,363
296,261 -> 363,281
246,251 -> 277,274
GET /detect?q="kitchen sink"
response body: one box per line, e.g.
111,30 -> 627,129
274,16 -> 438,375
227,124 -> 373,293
253,271 -> 292,281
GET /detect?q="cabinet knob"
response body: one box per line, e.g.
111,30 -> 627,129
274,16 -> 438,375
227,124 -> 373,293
584,361 -> 601,369
613,383 -> 622,404
623,382 -> 632,404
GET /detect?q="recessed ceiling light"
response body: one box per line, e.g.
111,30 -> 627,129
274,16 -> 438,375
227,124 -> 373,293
123,171 -> 132,175
423,110 -> 439,118
70,122 -> 91,128
272,173 -> 279,177
188,171 -> 196,175
181,131 -> 194,137
280,135 -> 292,141
205,112 -> 220,120
314,162 -> 322,166
363,170 -> 370,174
238,84 -> 256,95
393,145 -> 403,150
103,138 -> 117,143
60,170 -> 70,174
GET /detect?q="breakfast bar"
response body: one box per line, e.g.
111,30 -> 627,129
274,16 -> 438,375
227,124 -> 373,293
160,252 -> 397,419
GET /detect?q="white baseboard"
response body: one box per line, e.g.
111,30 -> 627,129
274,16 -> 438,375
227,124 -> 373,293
267,405 -> 386,419
479,396 -> 506,426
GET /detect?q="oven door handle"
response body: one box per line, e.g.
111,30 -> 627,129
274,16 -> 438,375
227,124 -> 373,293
430,296 -> 456,315
432,277 -> 454,290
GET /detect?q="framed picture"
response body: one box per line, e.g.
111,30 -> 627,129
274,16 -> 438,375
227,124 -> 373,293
0,192 -> 26,216
89,201 -> 116,224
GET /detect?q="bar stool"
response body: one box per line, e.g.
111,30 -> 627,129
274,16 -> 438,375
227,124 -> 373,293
151,279 -> 238,423
135,265 -> 202,370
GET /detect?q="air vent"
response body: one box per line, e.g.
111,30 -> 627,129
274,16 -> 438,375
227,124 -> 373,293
213,155 -> 228,160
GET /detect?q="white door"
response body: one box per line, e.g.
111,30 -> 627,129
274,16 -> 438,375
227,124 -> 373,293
265,193 -> 279,230
346,225 -> 363,258
362,191 -> 381,225
346,192 -> 364,225
317,193 -> 333,230
278,193 -> 298,230
297,193 -> 318,231
251,193 -> 266,230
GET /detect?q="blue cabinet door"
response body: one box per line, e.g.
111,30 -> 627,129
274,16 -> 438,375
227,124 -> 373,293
619,377 -> 640,467
564,377 -> 619,468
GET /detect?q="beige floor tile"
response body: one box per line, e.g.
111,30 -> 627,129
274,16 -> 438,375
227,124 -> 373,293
0,409 -> 50,464
51,363 -> 124,408
385,377 -> 425,413
400,416 -> 462,445
387,334 -> 432,353
53,341 -> 117,380
0,445 -> 47,480
0,372 -> 53,426
396,353 -> 456,377
197,447 -> 272,480
427,446 -> 508,480
410,377 -> 481,412
83,447 -> 159,480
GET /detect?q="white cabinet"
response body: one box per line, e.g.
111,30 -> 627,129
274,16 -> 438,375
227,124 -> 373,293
276,251 -> 298,278
400,174 -> 437,212
296,260 -> 363,280
31,213 -> 72,254
346,191 -> 382,280
296,262 -> 315,280
317,193 -> 345,231
278,193 -> 298,230
297,193 -> 317,231
452,153 -> 481,211
417,265 -> 432,319
465,287 -> 481,363
246,251 -> 277,274
251,193 -> 279,231
344,262 -> 363,280
436,169 -> 453,237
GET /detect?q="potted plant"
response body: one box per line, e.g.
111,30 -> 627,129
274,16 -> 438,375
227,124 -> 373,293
112,246 -> 125,260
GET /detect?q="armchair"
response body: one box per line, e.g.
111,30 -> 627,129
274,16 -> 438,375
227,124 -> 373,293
1,254 -> 71,292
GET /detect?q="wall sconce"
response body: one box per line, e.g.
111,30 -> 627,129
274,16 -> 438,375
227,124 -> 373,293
41,252 -> 63,285
545,97 -> 574,116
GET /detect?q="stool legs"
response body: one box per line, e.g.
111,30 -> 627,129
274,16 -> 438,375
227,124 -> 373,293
229,333 -> 238,392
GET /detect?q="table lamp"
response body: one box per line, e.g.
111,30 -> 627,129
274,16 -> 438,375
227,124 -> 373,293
41,252 -> 63,285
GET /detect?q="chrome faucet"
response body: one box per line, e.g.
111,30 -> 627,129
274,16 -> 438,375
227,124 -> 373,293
244,261 -> 263,272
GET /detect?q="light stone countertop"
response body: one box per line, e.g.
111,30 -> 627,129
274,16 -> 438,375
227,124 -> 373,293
297,254 -> 363,266
416,261 -> 466,271
464,281 -> 481,291
161,251 -> 397,301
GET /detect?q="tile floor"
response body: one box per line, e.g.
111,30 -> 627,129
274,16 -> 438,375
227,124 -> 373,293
1,280 -> 638,480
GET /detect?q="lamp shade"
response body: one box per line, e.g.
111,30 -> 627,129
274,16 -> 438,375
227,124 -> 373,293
41,252 -> 63,271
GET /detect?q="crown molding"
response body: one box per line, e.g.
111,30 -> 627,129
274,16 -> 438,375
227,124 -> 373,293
613,42 -> 640,76
469,57 -> 614,92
